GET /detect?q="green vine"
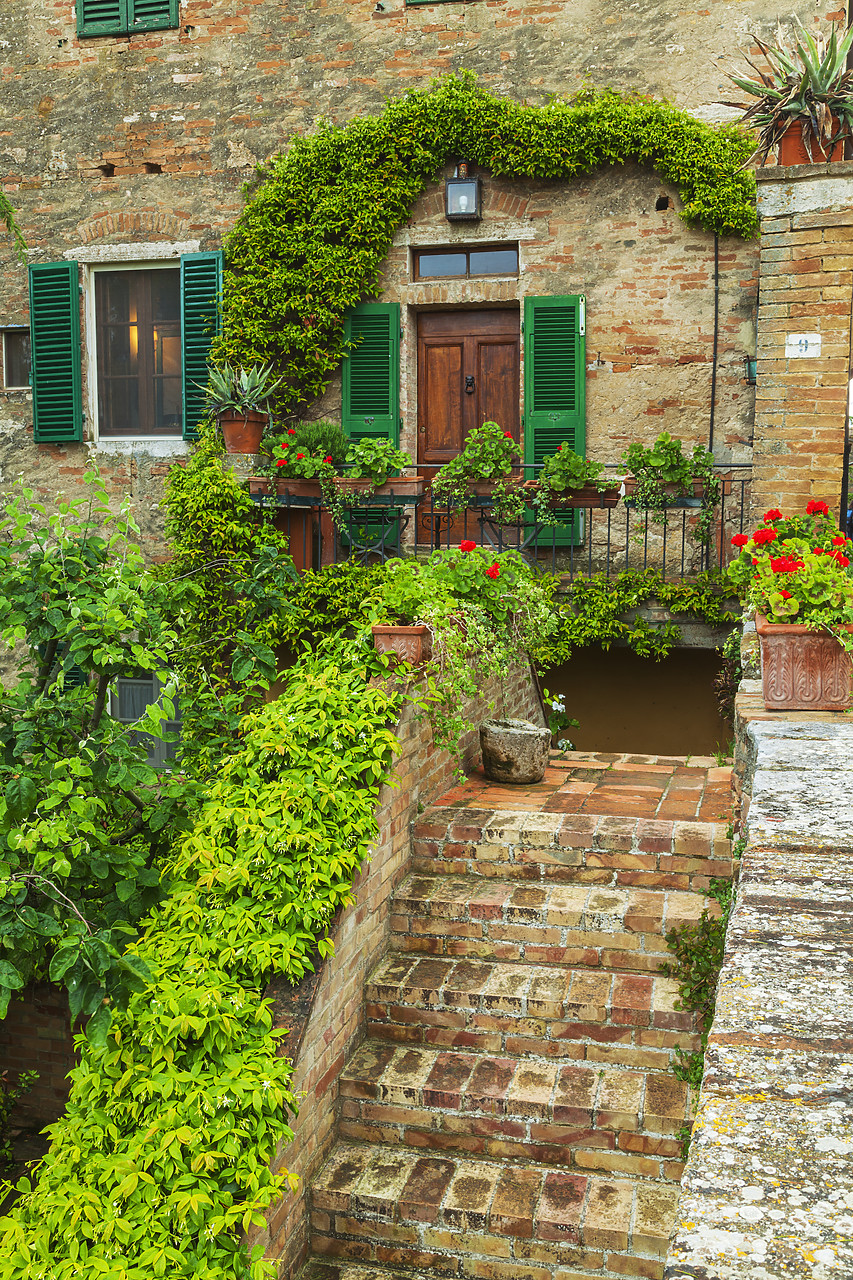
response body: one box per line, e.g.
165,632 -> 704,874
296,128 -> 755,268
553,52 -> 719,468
534,569 -> 738,666
0,193 -> 26,263
217,75 -> 757,414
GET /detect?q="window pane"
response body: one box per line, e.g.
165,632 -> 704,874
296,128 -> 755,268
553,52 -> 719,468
470,248 -> 518,276
150,271 -> 180,324
3,331 -> 31,388
114,677 -> 157,721
417,251 -> 467,278
96,268 -> 182,436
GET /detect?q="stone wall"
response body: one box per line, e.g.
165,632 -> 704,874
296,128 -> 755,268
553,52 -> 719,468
666,674 -> 853,1278
251,661 -> 543,1278
0,983 -> 76,1130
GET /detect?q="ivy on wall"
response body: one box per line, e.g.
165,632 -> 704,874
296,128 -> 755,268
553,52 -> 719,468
217,74 -> 757,415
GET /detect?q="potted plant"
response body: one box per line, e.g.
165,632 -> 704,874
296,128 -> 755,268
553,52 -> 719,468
523,443 -> 622,524
622,431 -> 720,544
367,542 -> 558,775
729,500 -> 853,709
334,437 -> 423,499
727,21 -> 853,165
204,362 -> 282,454
431,421 -> 526,524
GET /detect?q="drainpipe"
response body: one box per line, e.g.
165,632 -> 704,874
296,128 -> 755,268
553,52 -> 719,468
708,233 -> 719,455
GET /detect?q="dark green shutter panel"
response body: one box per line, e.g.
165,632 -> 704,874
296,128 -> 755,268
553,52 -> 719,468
128,0 -> 178,30
342,303 -> 400,443
77,0 -> 126,35
29,262 -> 83,444
523,294 -> 586,465
181,251 -> 223,441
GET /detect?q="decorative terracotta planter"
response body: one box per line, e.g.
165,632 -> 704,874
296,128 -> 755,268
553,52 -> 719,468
776,124 -> 844,166
274,478 -> 324,499
522,480 -> 622,509
371,624 -> 432,666
334,475 -> 427,499
756,612 -> 853,711
219,410 -> 268,454
622,477 -> 704,505
480,718 -> 551,784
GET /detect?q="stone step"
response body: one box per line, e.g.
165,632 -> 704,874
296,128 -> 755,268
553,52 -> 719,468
390,873 -> 718,972
299,1265 -> 425,1280
309,1142 -> 679,1279
366,953 -> 698,1071
412,807 -> 732,892
338,1040 -> 689,1180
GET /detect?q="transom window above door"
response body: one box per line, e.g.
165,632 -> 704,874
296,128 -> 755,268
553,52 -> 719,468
95,268 -> 182,437
413,244 -> 519,281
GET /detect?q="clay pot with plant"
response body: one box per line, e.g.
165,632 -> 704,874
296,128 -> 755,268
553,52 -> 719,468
726,21 -> 853,165
523,443 -> 623,525
622,431 -> 720,545
431,421 -> 526,524
203,362 -> 282,454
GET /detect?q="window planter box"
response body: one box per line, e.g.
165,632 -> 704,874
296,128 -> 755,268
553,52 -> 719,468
248,477 -> 325,500
522,480 -> 622,509
333,475 -> 427,500
622,477 -> 705,508
371,624 -> 432,666
756,612 -> 853,711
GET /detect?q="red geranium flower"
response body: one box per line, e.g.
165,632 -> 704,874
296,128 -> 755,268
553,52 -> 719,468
296,453 -> 304,460
780,590 -> 792,599
275,459 -> 286,468
324,455 -> 333,463
833,535 -> 847,546
287,428 -> 296,436
838,554 -> 851,567
807,499 -> 829,516
459,540 -> 476,553
731,533 -> 749,547
763,509 -> 783,522
485,563 -> 501,579
752,528 -> 777,546
280,443 -> 287,451
752,558 -> 758,565
815,547 -> 824,555
556,446 -> 563,452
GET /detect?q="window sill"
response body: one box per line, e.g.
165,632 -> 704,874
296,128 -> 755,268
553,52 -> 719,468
94,436 -> 190,457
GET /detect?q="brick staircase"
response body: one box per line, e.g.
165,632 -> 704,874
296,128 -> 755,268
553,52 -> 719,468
298,752 -> 733,1280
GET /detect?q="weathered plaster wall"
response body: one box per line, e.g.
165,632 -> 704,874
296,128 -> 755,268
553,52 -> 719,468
666,682 -> 853,1279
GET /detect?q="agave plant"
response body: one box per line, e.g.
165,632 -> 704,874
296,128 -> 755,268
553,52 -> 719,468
727,21 -> 853,164
202,362 -> 282,415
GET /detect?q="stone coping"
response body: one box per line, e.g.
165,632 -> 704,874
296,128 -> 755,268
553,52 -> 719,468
665,707 -> 853,1279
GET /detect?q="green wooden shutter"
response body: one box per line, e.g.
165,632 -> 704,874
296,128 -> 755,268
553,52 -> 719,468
29,262 -> 83,444
128,0 -> 178,30
523,294 -> 586,546
342,303 -> 400,443
181,251 -> 223,441
77,0 -> 126,35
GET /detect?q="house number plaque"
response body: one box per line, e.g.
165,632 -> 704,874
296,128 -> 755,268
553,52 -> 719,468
785,333 -> 821,358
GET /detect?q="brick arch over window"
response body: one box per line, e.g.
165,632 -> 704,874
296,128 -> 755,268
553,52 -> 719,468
74,211 -> 193,244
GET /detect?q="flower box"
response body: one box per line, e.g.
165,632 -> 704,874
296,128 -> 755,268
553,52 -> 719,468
333,475 -> 427,499
371,624 -> 432,665
522,480 -> 622,509
756,612 -> 853,711
247,476 -> 324,499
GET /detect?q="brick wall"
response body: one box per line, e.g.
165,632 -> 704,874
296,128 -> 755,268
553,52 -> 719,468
0,984 -> 76,1129
252,662 -> 543,1278
751,162 -> 853,523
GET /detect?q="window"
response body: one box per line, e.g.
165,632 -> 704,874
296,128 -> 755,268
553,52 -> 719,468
95,269 -> 182,436
2,329 -> 31,389
414,244 -> 518,281
77,0 -> 179,37
111,674 -> 180,769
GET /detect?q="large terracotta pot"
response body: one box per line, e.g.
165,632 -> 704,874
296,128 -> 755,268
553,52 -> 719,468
522,480 -> 622,509
219,410 -> 268,454
777,123 -> 844,166
371,624 -> 432,666
756,612 -> 853,711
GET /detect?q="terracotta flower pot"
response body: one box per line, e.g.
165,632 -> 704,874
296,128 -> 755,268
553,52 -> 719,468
334,475 -> 427,499
756,612 -> 853,711
219,409 -> 268,454
522,480 -> 622,509
371,624 -> 432,666
776,123 -> 844,166
274,477 -> 324,499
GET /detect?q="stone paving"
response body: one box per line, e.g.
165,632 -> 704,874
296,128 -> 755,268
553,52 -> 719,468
302,750 -> 737,1280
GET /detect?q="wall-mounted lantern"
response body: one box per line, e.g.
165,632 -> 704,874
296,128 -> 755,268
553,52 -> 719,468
743,356 -> 757,385
445,162 -> 481,221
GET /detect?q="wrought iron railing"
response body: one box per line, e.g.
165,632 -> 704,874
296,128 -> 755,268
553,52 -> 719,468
255,465 -> 752,582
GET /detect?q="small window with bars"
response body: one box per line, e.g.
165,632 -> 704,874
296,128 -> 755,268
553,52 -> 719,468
77,0 -> 179,37
413,244 -> 518,281
110,674 -> 181,768
2,328 -> 31,390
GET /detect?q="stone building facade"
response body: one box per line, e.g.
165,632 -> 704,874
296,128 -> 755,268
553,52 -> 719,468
0,0 -> 843,551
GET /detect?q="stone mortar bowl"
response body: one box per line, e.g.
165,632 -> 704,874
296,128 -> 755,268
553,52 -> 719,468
480,718 -> 551,785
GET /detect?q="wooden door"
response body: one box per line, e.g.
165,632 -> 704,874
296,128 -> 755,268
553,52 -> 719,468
417,309 -> 520,543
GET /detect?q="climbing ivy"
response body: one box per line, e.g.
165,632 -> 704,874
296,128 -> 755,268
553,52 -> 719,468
0,192 -> 26,262
217,75 -> 757,414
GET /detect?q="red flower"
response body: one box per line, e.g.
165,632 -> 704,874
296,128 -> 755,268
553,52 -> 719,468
770,555 -> 805,573
780,590 -> 792,599
296,453 -> 304,460
280,443 -> 288,451
815,547 -> 824,555
731,533 -> 749,548
838,554 -> 851,567
504,431 -> 513,439
275,459 -> 286,468
763,509 -> 783,522
832,535 -> 847,546
459,540 -> 476,553
752,528 -> 777,546
287,428 -> 296,436
323,455 -> 333,463
485,563 -> 501,579
807,499 -> 829,516
556,446 -> 563,451
752,558 -> 758,565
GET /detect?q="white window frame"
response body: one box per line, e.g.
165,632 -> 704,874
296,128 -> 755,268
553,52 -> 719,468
1,325 -> 31,391
110,672 -> 181,769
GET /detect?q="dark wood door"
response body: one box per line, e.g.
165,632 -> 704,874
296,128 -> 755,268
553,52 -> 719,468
417,309 -> 520,475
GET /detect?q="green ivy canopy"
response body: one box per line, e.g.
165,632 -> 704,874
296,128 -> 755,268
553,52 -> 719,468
218,74 -> 757,416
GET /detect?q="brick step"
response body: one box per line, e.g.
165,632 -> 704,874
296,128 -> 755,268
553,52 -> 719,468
310,1142 -> 679,1279
412,807 -> 732,892
299,1265 -> 424,1280
366,953 -> 699,1071
339,1040 -> 689,1180
390,872 -> 717,972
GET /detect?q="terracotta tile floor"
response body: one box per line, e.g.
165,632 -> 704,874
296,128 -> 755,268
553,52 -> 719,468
435,750 -> 733,822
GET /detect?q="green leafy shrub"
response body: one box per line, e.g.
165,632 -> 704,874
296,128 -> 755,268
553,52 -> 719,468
0,1071 -> 38,1177
623,431 -> 721,544
217,75 -> 756,415
344,437 -> 413,486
